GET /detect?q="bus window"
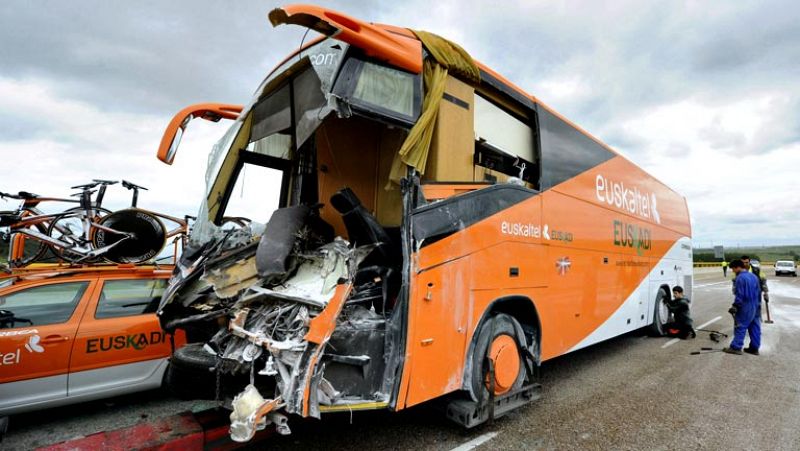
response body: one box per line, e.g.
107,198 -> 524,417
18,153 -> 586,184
538,107 -> 614,189
333,57 -> 422,125
473,94 -> 539,187
221,163 -> 284,224
251,84 -> 292,144
474,94 -> 534,162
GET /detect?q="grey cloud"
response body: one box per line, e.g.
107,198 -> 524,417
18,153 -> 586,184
698,116 -> 746,150
0,0 -> 369,116
0,113 -> 46,141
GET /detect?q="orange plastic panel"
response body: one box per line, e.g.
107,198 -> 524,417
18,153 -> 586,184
157,103 -> 243,165
269,5 -> 422,74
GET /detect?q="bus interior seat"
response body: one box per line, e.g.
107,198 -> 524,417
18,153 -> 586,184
330,187 -> 400,314
330,187 -> 394,264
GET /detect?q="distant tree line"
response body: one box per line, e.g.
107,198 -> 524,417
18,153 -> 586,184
693,253 -> 763,263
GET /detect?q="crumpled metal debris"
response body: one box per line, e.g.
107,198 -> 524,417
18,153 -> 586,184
162,212 -> 390,442
229,384 -> 285,442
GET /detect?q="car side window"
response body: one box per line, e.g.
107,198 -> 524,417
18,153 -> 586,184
0,282 -> 89,327
95,279 -> 167,319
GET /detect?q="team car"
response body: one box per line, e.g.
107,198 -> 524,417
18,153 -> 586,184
774,260 -> 797,277
0,264 -> 186,437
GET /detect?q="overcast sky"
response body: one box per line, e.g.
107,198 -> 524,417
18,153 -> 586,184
1,0 -> 798,249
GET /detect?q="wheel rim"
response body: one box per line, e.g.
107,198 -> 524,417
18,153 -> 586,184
93,209 -> 166,264
485,334 -> 520,395
658,296 -> 669,325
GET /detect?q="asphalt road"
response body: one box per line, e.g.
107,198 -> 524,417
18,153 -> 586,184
4,267 -> 800,450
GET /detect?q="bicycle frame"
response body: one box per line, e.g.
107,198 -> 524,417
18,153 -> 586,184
9,215 -> 134,262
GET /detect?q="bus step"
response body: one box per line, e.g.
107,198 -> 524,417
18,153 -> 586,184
445,383 -> 542,428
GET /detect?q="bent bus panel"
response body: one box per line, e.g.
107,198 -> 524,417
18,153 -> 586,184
156,4 -> 691,438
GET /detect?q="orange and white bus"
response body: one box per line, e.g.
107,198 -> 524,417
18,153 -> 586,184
155,4 -> 692,441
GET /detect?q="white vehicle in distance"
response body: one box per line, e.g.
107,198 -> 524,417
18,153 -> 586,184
774,260 -> 797,277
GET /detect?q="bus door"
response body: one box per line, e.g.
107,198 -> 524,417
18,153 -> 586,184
403,258 -> 470,407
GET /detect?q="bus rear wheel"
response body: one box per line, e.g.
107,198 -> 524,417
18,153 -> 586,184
648,287 -> 670,336
470,313 -> 529,401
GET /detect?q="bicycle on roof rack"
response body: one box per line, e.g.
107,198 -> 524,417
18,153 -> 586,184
91,180 -> 190,264
1,180 -> 189,267
0,179 -> 117,266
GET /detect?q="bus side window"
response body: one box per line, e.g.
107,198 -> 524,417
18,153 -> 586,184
537,107 -> 614,189
473,94 -> 539,189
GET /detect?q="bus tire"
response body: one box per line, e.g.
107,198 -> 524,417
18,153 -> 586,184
648,287 -> 670,337
165,344 -> 217,400
470,313 -> 528,401
0,415 -> 8,442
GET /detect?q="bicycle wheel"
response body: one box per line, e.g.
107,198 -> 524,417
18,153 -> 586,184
7,222 -> 50,267
46,207 -> 112,263
92,209 -> 166,264
221,216 -> 251,229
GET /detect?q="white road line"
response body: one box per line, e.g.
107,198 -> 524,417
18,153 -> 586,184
696,316 -> 723,330
693,281 -> 730,289
449,432 -> 498,451
661,338 -> 680,348
661,316 -> 722,348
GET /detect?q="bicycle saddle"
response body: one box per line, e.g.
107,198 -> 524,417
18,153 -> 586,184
16,191 -> 39,199
92,179 -> 118,185
122,180 -> 148,191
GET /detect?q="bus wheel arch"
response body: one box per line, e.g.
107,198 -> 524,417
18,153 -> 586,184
463,296 -> 540,402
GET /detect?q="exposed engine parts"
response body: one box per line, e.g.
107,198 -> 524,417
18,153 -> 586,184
160,193 -> 400,442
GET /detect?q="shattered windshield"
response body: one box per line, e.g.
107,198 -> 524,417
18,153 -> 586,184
258,38 -> 348,100
190,39 -> 348,243
208,38 -> 348,194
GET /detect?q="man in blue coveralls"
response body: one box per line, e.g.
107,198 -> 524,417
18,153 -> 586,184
724,259 -> 762,355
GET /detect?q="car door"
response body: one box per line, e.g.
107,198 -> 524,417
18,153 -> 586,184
0,278 -> 96,414
68,276 -> 172,397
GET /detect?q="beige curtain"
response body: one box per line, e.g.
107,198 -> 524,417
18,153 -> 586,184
387,30 -> 481,187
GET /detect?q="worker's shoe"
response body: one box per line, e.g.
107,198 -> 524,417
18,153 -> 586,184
744,347 -> 760,355
722,347 -> 743,355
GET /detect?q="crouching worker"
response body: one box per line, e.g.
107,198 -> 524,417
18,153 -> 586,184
664,286 -> 695,339
724,259 -> 761,355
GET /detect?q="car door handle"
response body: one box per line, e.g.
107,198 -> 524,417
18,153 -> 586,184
40,335 -> 70,344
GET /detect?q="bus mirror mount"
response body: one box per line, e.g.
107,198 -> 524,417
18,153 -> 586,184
157,103 -> 244,165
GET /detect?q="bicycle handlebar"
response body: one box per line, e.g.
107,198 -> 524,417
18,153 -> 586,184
122,180 -> 148,191
71,182 -> 100,190
72,179 -> 120,190
92,179 -> 119,186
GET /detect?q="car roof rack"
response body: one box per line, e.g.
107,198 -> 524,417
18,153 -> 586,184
0,262 -> 175,284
